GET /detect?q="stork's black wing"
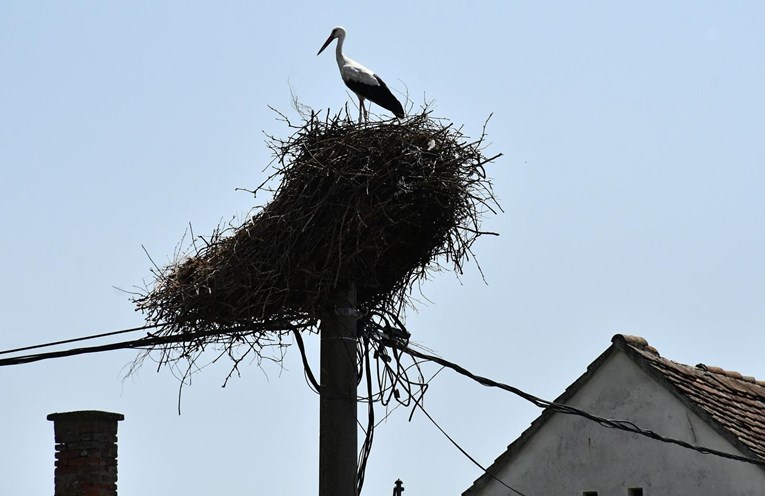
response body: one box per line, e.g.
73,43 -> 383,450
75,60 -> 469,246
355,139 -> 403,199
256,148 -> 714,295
344,75 -> 405,118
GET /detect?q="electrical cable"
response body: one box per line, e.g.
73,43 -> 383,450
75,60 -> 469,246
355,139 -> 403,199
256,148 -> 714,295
395,343 -> 765,468
0,336 -> 157,366
413,397 -> 528,496
356,335 -> 375,495
2,322 -> 764,470
0,324 -> 157,356
292,329 -> 320,393
0,324 -> 274,367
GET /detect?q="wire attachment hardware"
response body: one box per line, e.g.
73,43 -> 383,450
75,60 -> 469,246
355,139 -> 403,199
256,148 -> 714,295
334,305 -> 367,319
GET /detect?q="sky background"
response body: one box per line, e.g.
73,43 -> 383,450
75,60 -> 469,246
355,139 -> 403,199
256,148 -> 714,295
2,1 -> 764,495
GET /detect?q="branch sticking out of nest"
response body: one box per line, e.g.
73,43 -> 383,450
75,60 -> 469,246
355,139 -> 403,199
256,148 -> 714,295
132,106 -> 502,374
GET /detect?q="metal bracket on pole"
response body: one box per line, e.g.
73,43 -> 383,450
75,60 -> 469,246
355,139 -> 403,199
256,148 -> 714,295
334,305 -> 367,319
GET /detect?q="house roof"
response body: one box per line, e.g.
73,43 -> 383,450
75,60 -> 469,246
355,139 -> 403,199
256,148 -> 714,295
615,334 -> 765,460
463,334 -> 765,495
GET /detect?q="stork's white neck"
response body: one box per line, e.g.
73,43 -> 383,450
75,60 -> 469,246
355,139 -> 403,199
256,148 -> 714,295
335,32 -> 347,70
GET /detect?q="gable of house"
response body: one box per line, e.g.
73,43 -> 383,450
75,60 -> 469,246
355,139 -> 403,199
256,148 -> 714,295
617,335 -> 765,461
463,335 -> 765,496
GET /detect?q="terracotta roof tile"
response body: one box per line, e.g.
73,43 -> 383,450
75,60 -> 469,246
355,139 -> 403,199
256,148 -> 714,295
613,334 -> 765,459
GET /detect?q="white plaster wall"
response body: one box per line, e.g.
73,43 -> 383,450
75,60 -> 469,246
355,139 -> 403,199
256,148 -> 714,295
469,351 -> 765,496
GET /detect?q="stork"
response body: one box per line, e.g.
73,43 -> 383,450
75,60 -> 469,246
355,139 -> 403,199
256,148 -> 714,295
317,26 -> 405,123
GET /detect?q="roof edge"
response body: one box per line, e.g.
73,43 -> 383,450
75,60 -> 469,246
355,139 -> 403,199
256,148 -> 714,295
462,339 -> 623,495
613,334 -> 765,472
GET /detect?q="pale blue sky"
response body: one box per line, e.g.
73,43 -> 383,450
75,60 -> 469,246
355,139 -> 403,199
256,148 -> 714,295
2,2 -> 764,495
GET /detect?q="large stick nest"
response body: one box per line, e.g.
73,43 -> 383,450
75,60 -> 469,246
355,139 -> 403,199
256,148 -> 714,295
133,107 -> 501,367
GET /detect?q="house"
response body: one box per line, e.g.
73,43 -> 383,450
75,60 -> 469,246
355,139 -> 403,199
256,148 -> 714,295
462,334 -> 765,496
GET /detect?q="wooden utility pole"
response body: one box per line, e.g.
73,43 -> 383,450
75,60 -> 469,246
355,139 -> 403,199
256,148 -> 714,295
319,284 -> 358,496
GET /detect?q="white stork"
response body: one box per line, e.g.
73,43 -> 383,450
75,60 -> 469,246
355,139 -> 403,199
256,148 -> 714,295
317,26 -> 405,123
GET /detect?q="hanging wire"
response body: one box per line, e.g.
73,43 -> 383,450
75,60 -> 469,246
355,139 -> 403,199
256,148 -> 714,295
413,396 -> 528,496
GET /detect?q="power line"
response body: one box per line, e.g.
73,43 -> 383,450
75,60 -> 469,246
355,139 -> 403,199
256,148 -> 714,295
0,324 -> 279,367
395,344 -> 765,468
2,325 -> 764,469
0,328 -> 208,366
0,334 -> 162,366
0,324 -> 157,356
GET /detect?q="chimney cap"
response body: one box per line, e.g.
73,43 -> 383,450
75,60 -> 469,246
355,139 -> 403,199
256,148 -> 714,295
47,410 -> 124,422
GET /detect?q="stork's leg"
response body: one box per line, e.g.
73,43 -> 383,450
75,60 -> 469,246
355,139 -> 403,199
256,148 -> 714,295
358,96 -> 365,123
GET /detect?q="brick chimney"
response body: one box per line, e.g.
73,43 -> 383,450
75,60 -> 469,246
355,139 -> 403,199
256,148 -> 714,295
47,411 -> 124,496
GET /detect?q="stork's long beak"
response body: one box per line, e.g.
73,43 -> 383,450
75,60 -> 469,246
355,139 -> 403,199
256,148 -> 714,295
317,35 -> 334,56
